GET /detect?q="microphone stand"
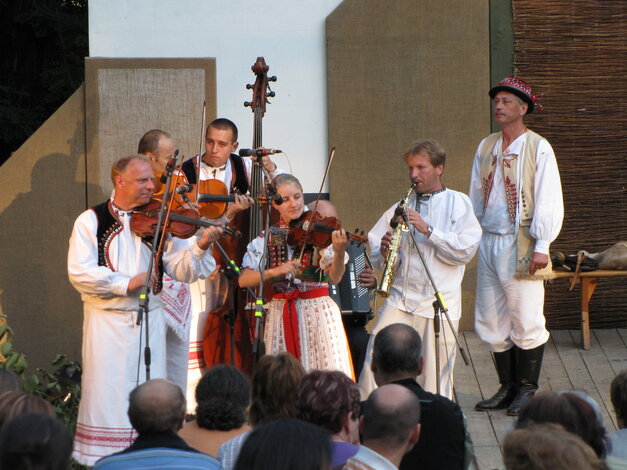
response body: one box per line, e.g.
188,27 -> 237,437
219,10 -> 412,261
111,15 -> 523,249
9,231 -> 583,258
135,151 -> 179,382
399,210 -> 470,396
252,154 -> 276,357
211,240 -> 264,366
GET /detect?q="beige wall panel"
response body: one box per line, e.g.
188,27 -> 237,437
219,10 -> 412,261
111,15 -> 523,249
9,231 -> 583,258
0,86 -> 86,370
327,0 -> 490,331
85,58 -> 217,205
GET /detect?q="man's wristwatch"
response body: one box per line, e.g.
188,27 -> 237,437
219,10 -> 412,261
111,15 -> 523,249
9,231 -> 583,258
426,225 -> 433,238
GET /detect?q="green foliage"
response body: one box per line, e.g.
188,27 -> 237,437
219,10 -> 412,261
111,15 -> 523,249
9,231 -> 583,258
0,321 -> 82,433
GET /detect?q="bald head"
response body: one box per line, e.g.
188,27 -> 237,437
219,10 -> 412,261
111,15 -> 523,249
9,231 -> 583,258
308,200 -> 338,218
373,323 -> 423,383
362,384 -> 420,448
128,379 -> 186,434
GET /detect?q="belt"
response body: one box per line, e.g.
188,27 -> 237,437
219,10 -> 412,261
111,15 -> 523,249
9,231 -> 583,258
273,287 -> 329,360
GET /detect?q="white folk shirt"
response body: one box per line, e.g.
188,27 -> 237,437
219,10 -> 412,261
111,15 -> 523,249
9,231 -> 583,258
369,189 -> 481,320
468,131 -> 564,254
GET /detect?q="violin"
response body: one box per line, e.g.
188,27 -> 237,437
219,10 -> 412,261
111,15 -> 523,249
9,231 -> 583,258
130,199 -> 239,239
154,175 -> 265,220
287,211 -> 367,249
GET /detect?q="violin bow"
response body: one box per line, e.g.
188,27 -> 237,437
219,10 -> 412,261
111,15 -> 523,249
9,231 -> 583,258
194,100 -> 207,203
296,147 -> 336,262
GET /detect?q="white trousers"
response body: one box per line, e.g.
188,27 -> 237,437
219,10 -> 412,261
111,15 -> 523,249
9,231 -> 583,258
474,232 -> 549,352
166,327 -> 189,394
358,303 -> 459,400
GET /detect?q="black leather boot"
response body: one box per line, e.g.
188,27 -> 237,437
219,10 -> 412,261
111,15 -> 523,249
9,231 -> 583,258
475,348 -> 518,411
507,344 -> 545,416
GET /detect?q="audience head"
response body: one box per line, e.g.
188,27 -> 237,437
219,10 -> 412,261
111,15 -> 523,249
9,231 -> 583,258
0,412 -> 73,470
249,352 -> 305,426
195,364 -> 250,431
361,384 -> 421,452
0,391 -> 55,428
307,200 -> 338,218
128,379 -> 186,434
372,323 -> 423,385
503,422 -> 605,470
0,369 -> 19,395
297,370 -> 360,443
234,419 -> 331,470
610,369 -> 627,428
516,391 -> 607,458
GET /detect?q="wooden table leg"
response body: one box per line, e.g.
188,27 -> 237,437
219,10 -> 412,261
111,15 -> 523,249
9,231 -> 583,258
580,277 -> 598,350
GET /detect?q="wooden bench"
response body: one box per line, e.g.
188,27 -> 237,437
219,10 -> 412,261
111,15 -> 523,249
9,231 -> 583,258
553,270 -> 627,350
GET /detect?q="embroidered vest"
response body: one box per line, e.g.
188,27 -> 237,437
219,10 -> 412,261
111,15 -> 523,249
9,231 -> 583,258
479,131 -> 555,280
266,225 -> 329,291
90,201 -> 165,290
182,153 -> 249,194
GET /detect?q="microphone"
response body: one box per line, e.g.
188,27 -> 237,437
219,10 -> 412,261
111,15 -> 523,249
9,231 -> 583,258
266,182 -> 283,205
389,204 -> 405,230
174,184 -> 194,194
238,148 -> 283,157
160,149 -> 180,183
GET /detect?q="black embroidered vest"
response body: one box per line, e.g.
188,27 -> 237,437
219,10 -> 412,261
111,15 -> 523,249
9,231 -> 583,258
90,201 -> 164,292
181,153 -> 249,195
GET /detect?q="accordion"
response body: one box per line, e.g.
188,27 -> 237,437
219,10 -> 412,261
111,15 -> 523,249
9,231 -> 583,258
329,242 -> 372,314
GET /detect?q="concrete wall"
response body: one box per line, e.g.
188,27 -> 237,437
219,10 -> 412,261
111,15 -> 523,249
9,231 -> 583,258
0,86 -> 86,370
88,0 -> 345,194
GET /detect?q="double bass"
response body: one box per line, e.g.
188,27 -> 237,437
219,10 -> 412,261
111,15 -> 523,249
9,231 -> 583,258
202,57 -> 278,373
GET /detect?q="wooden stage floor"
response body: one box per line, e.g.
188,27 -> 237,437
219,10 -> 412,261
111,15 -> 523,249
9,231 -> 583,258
453,329 -> 627,470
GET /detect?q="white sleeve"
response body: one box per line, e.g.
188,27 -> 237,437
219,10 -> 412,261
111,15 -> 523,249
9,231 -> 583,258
319,245 -> 350,271
429,195 -> 482,266
162,234 -> 217,283
367,204 -> 397,271
529,139 -> 564,254
67,211 -> 130,298
468,140 -> 486,222
242,234 -> 267,271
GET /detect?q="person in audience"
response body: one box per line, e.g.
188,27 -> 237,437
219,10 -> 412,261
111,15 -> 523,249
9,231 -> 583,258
234,419 -> 332,470
0,391 -> 55,428
344,384 -> 421,470
179,364 -> 251,457
370,323 -> 467,470
503,422 -> 606,470
297,370 -> 360,467
608,370 -> 627,467
94,379 -> 219,469
0,412 -> 73,470
218,352 -> 306,470
515,391 -> 608,459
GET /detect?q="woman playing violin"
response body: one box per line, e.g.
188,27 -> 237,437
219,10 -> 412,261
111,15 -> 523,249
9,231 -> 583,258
239,173 -> 354,379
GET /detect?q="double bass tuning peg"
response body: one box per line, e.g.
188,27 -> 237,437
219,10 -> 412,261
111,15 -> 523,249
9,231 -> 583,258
244,101 -> 252,107
246,83 -> 254,90
268,76 -> 278,82
267,91 -> 276,98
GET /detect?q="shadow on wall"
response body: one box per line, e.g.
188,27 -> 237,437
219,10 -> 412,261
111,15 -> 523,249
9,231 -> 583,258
0,123 -> 105,372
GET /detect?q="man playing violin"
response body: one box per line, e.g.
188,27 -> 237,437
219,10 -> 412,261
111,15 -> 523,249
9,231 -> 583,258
180,118 -> 284,410
138,128 -> 205,408
359,140 -> 482,400
68,155 -> 223,466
